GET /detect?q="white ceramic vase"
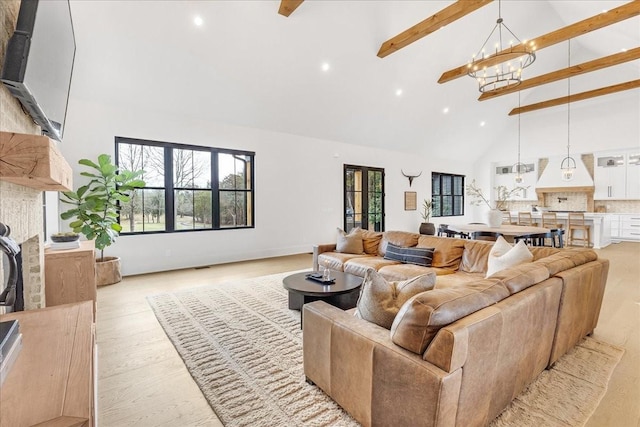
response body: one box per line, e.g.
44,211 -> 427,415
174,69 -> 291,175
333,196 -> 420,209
486,209 -> 503,228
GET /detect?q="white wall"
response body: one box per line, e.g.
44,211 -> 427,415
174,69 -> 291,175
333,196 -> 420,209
59,98 -> 473,275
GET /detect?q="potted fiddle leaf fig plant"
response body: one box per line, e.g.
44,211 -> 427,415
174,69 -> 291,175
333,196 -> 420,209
419,199 -> 435,235
60,154 -> 145,285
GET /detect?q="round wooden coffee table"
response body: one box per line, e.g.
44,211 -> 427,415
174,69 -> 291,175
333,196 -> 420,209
282,271 -> 363,312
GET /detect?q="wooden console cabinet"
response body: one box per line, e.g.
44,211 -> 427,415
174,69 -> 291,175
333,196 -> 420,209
0,301 -> 96,427
45,240 -> 97,313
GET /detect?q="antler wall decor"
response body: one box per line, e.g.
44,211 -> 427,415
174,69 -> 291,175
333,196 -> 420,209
401,170 -> 422,187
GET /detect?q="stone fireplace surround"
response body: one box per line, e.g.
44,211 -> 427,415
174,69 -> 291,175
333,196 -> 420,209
0,183 -> 44,311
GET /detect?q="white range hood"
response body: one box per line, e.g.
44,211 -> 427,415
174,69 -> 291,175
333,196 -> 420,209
536,155 -> 594,189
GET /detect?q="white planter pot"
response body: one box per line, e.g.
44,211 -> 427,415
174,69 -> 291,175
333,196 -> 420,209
486,209 -> 503,228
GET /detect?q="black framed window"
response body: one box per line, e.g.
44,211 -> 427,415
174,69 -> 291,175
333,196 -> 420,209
344,165 -> 384,232
432,172 -> 464,217
116,137 -> 254,234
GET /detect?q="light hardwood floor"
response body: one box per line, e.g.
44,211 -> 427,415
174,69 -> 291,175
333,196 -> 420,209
97,244 -> 640,427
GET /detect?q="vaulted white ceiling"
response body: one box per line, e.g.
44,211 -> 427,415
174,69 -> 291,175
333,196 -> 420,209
68,0 -> 639,160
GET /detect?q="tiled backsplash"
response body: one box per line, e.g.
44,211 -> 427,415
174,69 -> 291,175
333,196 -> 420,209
594,200 -> 640,214
543,192 -> 589,212
504,198 -> 640,213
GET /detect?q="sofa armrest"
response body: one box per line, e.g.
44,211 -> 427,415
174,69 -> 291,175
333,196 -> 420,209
303,301 -> 462,427
312,244 -> 337,271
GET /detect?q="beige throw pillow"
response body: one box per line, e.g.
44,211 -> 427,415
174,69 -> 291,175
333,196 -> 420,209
336,228 -> 364,254
355,269 -> 436,329
485,236 -> 533,277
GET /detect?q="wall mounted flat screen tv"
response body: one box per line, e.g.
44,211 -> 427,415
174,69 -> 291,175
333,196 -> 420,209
1,0 -> 76,142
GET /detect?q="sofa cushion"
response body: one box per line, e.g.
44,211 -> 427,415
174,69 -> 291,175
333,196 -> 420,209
384,243 -> 435,267
434,271 -> 484,289
488,262 -> 550,294
336,228 -> 364,254
460,239 -> 495,274
529,246 -> 561,261
378,264 -> 453,282
417,236 -> 465,270
486,237 -> 533,277
533,248 -> 598,276
355,269 -> 436,329
318,252 -> 368,272
378,231 -> 420,256
344,257 -> 401,277
390,279 -> 509,355
359,228 -> 384,255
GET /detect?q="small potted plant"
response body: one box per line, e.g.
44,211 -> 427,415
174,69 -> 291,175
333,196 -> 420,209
419,199 -> 435,235
60,154 -> 145,285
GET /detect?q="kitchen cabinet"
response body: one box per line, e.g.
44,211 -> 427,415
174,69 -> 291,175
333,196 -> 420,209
594,153 -> 626,199
626,153 -> 640,199
620,214 -> 640,241
594,150 -> 640,200
609,214 -> 621,240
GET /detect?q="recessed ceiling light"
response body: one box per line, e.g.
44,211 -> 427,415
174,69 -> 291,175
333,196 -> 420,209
480,121 -> 486,127
395,89 -> 403,96
321,62 -> 330,72
443,107 -> 449,114
194,16 -> 203,26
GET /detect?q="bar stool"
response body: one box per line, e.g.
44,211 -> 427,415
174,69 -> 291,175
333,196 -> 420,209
517,212 -> 537,227
541,212 -> 563,229
567,213 -> 590,247
541,212 -> 563,247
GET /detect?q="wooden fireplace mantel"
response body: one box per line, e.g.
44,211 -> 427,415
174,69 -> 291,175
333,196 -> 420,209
0,131 -> 72,191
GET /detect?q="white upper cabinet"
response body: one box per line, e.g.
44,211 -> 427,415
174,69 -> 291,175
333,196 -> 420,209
493,162 -> 537,200
594,149 -> 639,200
626,153 -> 640,199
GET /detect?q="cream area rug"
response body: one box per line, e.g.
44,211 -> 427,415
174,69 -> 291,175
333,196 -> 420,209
147,272 -> 624,427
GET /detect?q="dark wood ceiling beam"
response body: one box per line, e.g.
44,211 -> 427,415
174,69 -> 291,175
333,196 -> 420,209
377,0 -> 493,58
508,79 -> 640,115
439,1 -> 640,84
480,47 -> 640,101
278,0 -> 304,17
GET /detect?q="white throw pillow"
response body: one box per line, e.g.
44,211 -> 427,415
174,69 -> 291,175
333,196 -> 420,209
485,236 -> 533,277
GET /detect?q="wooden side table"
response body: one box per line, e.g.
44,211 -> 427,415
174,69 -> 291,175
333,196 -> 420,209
0,301 -> 96,427
45,240 -> 97,314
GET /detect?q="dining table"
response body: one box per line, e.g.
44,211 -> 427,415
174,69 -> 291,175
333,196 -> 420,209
449,224 -> 551,238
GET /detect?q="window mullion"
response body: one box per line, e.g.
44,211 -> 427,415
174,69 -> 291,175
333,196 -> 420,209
165,146 -> 175,231
212,151 -> 220,229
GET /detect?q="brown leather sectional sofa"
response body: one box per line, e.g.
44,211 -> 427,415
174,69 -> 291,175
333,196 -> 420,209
305,231 -> 608,427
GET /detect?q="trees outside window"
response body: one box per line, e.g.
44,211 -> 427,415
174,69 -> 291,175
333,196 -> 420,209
432,172 -> 465,217
116,137 -> 254,233
344,165 -> 384,232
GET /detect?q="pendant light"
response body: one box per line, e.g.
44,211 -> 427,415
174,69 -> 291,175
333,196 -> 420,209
560,39 -> 576,181
512,91 -> 527,183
